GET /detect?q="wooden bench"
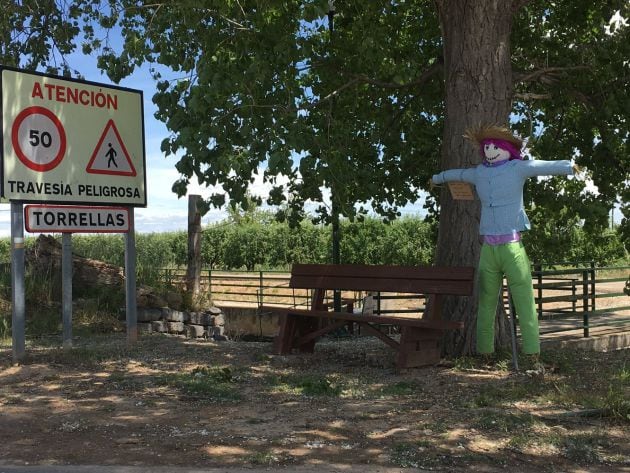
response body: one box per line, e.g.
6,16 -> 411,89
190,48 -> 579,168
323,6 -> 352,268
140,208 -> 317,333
272,263 -> 475,370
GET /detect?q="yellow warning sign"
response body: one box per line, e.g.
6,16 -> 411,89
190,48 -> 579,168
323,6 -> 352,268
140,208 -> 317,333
1,66 -> 146,207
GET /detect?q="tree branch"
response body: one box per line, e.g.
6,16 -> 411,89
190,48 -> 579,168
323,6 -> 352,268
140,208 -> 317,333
514,66 -> 590,85
350,59 -> 443,90
514,92 -> 551,101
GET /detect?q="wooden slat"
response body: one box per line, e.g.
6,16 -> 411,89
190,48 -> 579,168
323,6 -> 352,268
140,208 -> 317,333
357,323 -> 401,350
285,308 -> 464,330
289,264 -> 474,295
290,275 -> 473,295
291,263 -> 474,280
294,320 -> 348,348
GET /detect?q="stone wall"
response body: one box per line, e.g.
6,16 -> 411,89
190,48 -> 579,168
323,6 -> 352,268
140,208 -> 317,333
219,306 -> 280,338
136,306 -> 227,340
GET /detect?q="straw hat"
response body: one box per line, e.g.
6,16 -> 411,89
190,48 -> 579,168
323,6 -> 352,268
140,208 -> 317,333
463,124 -> 523,149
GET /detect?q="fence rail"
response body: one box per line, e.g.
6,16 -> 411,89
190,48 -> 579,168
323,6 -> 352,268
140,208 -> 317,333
157,263 -> 630,341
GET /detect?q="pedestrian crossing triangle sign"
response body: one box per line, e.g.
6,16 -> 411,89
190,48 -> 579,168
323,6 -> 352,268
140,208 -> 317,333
86,119 -> 136,176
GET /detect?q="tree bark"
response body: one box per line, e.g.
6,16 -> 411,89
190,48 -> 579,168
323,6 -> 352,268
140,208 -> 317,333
435,0 -> 516,356
186,195 -> 202,299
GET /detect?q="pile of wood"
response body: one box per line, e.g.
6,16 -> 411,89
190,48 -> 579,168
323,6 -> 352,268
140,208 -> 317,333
25,235 -> 226,340
26,234 -> 124,291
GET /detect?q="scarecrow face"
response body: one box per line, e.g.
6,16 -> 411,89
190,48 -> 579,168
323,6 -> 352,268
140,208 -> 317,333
483,143 -> 511,164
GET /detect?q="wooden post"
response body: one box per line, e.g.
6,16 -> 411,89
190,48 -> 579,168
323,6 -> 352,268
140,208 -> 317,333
187,195 -> 202,301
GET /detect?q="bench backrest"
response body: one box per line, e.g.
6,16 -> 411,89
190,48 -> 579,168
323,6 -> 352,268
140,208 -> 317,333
289,263 -> 474,296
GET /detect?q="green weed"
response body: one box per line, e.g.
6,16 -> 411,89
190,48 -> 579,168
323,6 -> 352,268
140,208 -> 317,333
157,365 -> 242,401
267,374 -> 343,397
379,380 -> 419,397
247,450 -> 279,466
603,382 -> 630,422
473,411 -> 537,433
389,443 -> 422,468
466,381 -> 536,408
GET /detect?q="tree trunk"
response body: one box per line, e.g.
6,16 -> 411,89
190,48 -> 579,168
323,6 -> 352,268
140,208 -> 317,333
435,0 -> 517,356
186,195 -> 202,299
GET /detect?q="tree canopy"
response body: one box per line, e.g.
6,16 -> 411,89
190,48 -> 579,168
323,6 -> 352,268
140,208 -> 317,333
0,1 -> 82,75
2,0 -> 628,354
4,1 -> 627,231
73,1 -> 628,232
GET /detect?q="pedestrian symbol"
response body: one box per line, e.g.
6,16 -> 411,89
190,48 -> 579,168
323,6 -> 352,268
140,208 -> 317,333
86,119 -> 136,176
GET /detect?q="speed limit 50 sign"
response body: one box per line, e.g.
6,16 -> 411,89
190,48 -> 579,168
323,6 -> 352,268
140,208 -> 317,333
1,66 -> 146,206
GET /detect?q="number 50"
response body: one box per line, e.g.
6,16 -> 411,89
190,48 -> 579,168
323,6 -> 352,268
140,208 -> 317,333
29,129 -> 53,148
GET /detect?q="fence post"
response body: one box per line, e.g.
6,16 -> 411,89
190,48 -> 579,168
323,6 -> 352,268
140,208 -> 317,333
208,269 -> 213,301
259,271 -> 264,308
571,279 -> 577,314
589,261 -> 596,315
582,269 -> 590,338
534,263 -> 543,319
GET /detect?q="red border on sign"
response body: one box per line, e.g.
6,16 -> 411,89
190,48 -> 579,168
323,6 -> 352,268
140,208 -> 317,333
24,204 -> 130,233
86,119 -> 137,176
12,106 -> 66,172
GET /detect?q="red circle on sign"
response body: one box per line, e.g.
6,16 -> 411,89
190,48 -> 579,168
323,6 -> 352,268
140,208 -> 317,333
11,106 -> 66,172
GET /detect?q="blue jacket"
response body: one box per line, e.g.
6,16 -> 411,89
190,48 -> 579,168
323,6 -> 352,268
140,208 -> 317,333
432,160 -> 574,236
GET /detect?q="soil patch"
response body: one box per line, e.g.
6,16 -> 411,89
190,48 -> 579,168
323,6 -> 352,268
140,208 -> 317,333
0,334 -> 628,471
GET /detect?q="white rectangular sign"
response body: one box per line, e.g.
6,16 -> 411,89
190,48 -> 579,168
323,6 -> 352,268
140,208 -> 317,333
24,205 -> 130,233
1,66 -> 146,206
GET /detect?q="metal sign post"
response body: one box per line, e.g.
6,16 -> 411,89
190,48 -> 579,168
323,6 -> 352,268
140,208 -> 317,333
62,233 -> 72,349
10,202 -> 25,363
125,208 -> 137,345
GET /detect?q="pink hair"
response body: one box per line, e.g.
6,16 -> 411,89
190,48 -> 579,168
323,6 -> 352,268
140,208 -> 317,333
480,138 -> 522,160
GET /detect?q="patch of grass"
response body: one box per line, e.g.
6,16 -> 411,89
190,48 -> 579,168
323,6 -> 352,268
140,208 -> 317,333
538,350 -> 576,374
388,441 -> 459,469
508,429 -> 611,466
266,373 -> 343,397
452,356 -> 477,370
73,308 -> 125,336
466,381 -> 538,408
561,434 -> 605,465
389,442 -> 424,468
473,411 -> 538,433
157,365 -> 242,402
420,419 -> 449,435
247,450 -> 279,466
0,314 -> 10,340
453,350 -> 513,372
603,382 -> 630,422
379,380 -> 418,397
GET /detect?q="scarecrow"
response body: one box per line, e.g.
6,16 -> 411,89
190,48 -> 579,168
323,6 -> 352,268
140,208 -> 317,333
431,125 -> 578,361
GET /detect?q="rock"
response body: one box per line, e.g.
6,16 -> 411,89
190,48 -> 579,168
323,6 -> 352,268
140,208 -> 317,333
137,308 -> 162,322
210,314 -> 225,327
151,321 -> 167,333
185,325 -> 206,339
167,321 -> 185,333
137,322 -> 152,334
163,309 -> 185,323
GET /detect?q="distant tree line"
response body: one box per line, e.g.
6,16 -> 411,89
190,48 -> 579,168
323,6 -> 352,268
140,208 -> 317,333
1,216 -> 625,279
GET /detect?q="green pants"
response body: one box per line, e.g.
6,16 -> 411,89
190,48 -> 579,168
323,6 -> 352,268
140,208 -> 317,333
477,242 -> 539,355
